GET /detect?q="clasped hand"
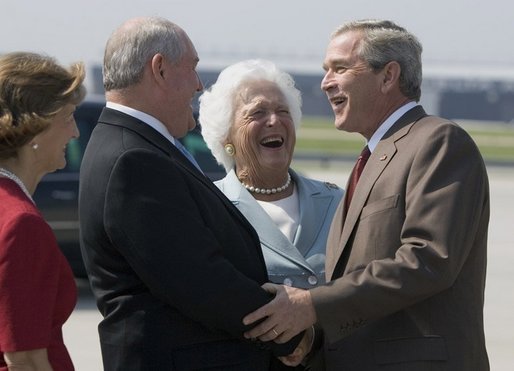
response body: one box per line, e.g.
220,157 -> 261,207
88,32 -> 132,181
243,283 -> 316,341
243,283 -> 317,366
278,325 -> 315,366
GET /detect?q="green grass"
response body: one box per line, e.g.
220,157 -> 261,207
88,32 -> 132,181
296,116 -> 514,163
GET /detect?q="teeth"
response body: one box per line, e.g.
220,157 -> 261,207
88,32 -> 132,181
261,136 -> 283,144
330,96 -> 345,105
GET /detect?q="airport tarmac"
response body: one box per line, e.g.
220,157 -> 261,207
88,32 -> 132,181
63,163 -> 514,370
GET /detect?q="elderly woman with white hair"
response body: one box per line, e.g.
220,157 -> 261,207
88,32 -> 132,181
200,60 -> 343,369
199,59 -> 343,293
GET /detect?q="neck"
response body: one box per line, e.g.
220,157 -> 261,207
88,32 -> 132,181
0,164 -> 35,203
0,160 -> 38,195
238,171 -> 294,201
363,97 -> 413,140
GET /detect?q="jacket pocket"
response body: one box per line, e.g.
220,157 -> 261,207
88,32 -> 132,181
361,194 -> 400,220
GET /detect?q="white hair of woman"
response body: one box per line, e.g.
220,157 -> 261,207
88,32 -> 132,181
199,59 -> 302,170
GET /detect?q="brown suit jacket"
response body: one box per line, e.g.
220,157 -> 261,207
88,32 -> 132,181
310,106 -> 490,370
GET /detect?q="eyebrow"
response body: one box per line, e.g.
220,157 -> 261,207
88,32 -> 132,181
327,57 -> 349,66
323,56 -> 355,70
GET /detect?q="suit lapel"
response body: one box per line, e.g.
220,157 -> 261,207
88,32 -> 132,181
98,108 -> 258,236
326,106 -> 427,279
220,170 -> 314,272
340,142 -> 396,249
292,171 -> 334,257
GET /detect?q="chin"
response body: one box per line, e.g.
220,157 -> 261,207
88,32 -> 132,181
334,121 -> 346,131
55,159 -> 66,171
334,117 -> 352,132
262,159 -> 290,171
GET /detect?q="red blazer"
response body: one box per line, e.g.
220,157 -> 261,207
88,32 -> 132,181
0,180 -> 76,371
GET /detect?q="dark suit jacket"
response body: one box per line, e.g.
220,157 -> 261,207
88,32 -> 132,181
310,106 -> 490,370
79,108 -> 300,370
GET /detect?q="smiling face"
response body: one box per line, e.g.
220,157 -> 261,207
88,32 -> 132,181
321,30 -> 385,139
32,103 -> 80,174
228,79 -> 295,186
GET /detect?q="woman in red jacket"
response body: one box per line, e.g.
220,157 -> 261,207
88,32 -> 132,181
0,52 -> 85,371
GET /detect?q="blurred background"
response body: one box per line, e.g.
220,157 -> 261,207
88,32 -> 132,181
2,1 -> 513,369
4,0 -> 514,163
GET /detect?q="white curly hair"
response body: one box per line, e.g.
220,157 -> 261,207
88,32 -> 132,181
198,59 -> 302,171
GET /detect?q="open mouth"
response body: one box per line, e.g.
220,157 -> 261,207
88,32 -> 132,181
331,96 -> 346,107
260,136 -> 284,148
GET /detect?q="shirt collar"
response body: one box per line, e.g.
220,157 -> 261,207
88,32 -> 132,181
106,101 -> 176,145
367,101 -> 418,152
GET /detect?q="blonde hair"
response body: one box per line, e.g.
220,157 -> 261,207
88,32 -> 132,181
0,52 -> 86,159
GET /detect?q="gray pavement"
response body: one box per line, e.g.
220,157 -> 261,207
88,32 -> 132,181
63,163 -> 514,370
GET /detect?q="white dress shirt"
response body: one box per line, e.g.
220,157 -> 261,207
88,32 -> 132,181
367,101 -> 418,152
105,102 -> 202,171
106,102 -> 177,146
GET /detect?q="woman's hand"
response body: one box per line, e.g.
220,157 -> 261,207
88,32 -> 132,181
3,348 -> 53,371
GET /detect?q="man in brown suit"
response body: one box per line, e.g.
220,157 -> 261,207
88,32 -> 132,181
243,19 -> 490,370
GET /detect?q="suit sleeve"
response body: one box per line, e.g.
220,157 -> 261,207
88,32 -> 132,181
104,148 -> 300,355
310,122 -> 489,343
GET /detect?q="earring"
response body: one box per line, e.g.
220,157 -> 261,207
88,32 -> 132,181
32,143 -> 39,150
224,144 -> 235,156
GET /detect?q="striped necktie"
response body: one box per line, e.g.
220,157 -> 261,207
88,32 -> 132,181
174,140 -> 203,173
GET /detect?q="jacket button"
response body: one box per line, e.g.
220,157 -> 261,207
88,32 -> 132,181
308,275 -> 318,285
283,278 -> 293,286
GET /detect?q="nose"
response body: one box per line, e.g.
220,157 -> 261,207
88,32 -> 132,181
267,112 -> 279,127
195,71 -> 203,92
71,117 -> 80,139
321,70 -> 335,92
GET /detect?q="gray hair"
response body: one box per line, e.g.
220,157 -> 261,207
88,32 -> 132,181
199,59 -> 302,171
103,17 -> 187,91
332,19 -> 423,101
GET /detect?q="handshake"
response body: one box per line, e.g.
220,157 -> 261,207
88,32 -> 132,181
243,283 -> 317,367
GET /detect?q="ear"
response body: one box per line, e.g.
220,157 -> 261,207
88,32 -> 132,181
380,61 -> 401,93
150,54 -> 166,84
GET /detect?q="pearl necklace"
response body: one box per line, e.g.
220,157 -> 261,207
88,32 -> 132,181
0,167 -> 34,204
240,173 -> 292,195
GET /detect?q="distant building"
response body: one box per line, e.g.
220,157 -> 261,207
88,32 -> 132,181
423,64 -> 514,123
87,63 -> 514,124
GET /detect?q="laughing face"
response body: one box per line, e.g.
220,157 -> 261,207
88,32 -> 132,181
229,79 -> 295,186
321,30 -> 385,139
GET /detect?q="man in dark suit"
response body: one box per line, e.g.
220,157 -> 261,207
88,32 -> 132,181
243,20 -> 490,370
79,16 -> 302,370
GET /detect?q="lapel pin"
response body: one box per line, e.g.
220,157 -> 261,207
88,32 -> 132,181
379,154 -> 387,161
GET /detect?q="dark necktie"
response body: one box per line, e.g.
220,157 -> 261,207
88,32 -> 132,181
344,145 -> 371,218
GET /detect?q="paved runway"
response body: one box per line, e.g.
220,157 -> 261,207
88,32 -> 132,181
63,163 -> 514,370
